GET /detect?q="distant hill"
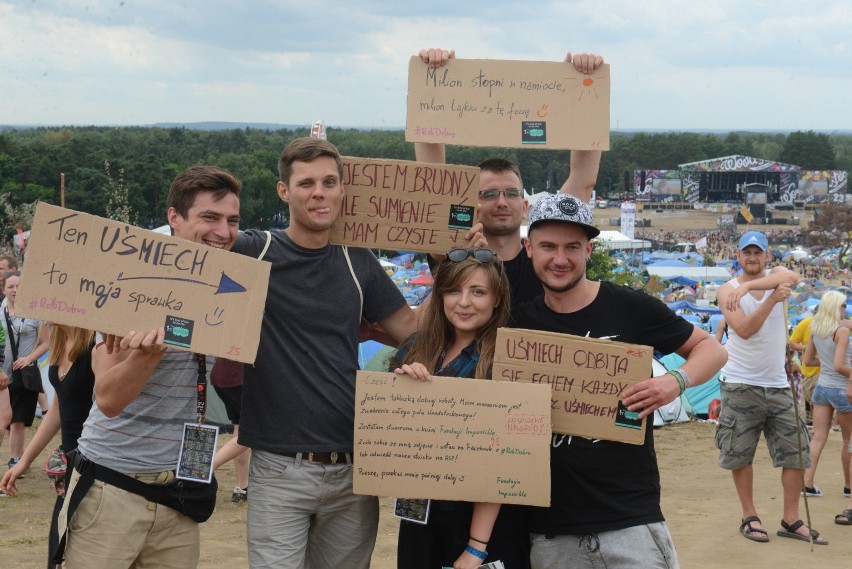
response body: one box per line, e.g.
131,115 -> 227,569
1,122 -> 850,135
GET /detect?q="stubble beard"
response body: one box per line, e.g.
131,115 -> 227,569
541,270 -> 584,294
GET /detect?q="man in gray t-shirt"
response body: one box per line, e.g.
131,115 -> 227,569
234,138 -> 417,569
60,166 -> 243,569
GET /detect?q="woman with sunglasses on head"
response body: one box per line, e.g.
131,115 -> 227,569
391,248 -> 528,569
1,324 -> 95,567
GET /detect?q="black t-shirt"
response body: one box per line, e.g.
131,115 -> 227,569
511,282 -> 694,535
48,346 -> 95,453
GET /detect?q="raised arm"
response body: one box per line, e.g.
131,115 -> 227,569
724,266 -> 800,312
833,327 -> 852,377
719,279 -> 791,340
558,52 -> 604,203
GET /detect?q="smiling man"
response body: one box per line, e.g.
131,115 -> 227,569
57,166 -> 242,569
512,193 -> 727,569
232,137 -> 417,569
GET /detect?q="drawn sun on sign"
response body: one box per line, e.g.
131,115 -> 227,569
565,75 -> 609,102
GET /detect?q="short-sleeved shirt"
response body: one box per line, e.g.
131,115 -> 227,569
234,230 -> 407,453
790,317 -> 820,378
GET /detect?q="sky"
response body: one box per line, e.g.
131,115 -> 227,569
1,0 -> 850,131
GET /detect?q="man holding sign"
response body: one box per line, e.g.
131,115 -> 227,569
415,48 -> 603,306
513,194 -> 727,569
233,138 -> 418,569
58,166 -> 242,568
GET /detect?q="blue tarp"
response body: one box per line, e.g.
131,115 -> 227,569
660,353 -> 720,416
666,301 -> 722,314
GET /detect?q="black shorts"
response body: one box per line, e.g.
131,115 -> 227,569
9,382 -> 39,427
213,384 -> 242,425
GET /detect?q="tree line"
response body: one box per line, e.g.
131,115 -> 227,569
0,126 -> 848,239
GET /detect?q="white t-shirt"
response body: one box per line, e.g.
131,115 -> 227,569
721,277 -> 788,388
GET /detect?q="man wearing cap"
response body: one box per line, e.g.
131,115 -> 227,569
715,231 -> 826,545
513,194 -> 727,568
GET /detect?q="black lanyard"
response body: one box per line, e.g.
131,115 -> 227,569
3,308 -> 24,361
195,353 -> 207,424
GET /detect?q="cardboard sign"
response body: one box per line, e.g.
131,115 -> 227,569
353,371 -> 551,506
16,203 -> 270,364
406,57 -> 610,150
330,157 -> 480,255
493,328 -> 653,445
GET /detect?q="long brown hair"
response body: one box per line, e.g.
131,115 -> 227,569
392,250 -> 510,378
48,325 -> 96,366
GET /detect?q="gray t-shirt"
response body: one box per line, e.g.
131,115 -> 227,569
813,329 -> 852,390
77,344 -> 199,473
2,306 -> 41,376
235,230 -> 407,453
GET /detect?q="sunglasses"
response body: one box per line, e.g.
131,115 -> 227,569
446,248 -> 498,264
478,188 -> 523,200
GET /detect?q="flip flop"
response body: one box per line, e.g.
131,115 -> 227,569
739,516 -> 769,542
777,519 -> 828,545
835,509 -> 852,525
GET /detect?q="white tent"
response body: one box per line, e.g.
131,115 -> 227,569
646,266 -> 732,282
519,227 -> 652,251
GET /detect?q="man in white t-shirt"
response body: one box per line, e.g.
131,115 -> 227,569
716,231 -> 826,545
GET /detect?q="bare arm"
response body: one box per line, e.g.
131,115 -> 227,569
93,328 -> 167,418
12,323 -> 50,370
715,317 -> 726,343
376,305 -> 419,346
453,502 -> 501,569
622,326 -> 728,419
803,336 -> 820,368
557,52 -> 604,202
719,280 -> 790,340
724,266 -> 800,312
0,397 -> 62,495
833,327 -> 851,377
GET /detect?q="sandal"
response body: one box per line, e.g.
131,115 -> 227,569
835,509 -> 852,526
739,516 -> 769,542
777,519 -> 828,544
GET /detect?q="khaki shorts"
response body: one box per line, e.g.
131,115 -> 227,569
802,372 -> 819,404
715,382 -> 811,470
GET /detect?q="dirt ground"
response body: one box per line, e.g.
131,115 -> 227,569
3,421 -> 851,569
1,209 -> 835,568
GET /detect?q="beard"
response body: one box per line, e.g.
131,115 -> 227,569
540,270 -> 584,294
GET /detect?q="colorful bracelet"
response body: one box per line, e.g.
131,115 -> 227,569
465,544 -> 488,560
669,370 -> 686,396
674,367 -> 691,389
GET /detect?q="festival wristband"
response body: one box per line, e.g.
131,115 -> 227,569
465,544 -> 488,560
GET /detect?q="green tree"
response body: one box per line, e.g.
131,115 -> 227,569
780,131 -> 836,170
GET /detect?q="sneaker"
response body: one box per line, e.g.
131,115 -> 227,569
802,485 -> 823,497
7,457 -> 24,479
231,486 -> 247,503
844,486 -> 850,498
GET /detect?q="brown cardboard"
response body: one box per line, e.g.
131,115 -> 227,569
15,203 -> 270,364
353,370 -> 551,506
330,157 -> 480,255
406,57 -> 610,150
493,328 -> 653,445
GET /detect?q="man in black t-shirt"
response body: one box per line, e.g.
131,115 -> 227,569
514,194 -> 727,569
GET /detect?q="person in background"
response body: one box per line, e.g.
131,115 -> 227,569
1,325 -> 95,568
802,291 -> 852,499
210,357 -> 249,502
1,271 -> 50,475
414,47 -> 603,307
790,308 -> 821,426
717,231 -> 824,545
392,247 -> 528,569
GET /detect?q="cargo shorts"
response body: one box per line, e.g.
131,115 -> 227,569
715,381 -> 811,470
